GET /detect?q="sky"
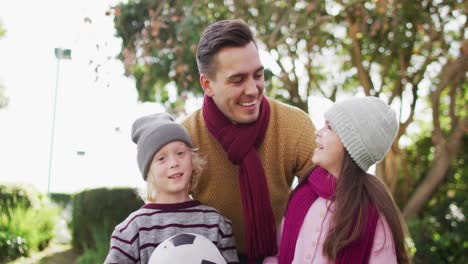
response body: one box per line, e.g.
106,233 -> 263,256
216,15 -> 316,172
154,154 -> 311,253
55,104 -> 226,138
0,1 -> 334,194
0,0 -> 166,193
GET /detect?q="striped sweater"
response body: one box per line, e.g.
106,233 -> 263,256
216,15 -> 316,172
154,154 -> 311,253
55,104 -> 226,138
104,200 -> 239,263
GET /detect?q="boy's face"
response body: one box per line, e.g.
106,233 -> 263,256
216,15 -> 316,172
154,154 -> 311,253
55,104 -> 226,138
148,141 -> 193,202
200,41 -> 265,124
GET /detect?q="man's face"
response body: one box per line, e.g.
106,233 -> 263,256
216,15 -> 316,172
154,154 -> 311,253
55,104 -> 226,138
201,41 -> 265,124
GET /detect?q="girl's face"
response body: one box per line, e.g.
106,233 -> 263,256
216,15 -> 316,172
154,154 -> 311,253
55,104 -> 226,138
312,120 -> 345,177
148,141 -> 193,203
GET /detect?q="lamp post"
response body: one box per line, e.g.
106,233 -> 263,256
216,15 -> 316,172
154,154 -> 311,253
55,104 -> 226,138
47,48 -> 71,195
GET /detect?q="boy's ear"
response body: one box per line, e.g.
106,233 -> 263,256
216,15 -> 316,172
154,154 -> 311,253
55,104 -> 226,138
200,74 -> 214,97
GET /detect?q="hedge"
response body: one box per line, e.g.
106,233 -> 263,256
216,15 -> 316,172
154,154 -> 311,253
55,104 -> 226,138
71,187 -> 144,252
49,192 -> 73,208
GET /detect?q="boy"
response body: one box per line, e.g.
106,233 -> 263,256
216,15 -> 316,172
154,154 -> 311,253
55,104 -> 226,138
105,113 -> 239,263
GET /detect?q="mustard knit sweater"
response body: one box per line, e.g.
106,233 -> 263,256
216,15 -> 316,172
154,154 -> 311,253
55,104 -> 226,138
182,98 -> 316,254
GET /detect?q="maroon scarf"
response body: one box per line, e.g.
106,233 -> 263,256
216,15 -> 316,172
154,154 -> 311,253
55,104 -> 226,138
202,95 -> 277,262
278,167 -> 379,264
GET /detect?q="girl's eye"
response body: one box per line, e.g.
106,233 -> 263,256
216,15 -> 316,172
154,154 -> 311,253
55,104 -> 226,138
177,151 -> 184,156
157,156 -> 165,161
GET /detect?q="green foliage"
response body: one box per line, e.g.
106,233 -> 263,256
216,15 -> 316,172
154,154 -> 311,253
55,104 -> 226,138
0,232 -> 28,263
112,0 -> 465,115
76,223 -> 114,264
0,183 -> 43,209
71,187 -> 144,252
401,134 -> 468,263
112,0 -> 342,112
49,192 -> 73,208
0,184 -> 58,262
113,0 -> 212,105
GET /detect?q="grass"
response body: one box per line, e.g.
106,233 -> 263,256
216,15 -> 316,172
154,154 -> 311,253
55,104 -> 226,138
8,242 -> 79,264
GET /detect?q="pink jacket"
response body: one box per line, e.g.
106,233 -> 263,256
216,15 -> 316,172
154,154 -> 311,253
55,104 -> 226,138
264,197 -> 397,264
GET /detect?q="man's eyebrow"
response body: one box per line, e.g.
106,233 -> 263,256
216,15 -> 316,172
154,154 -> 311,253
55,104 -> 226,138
226,66 -> 265,80
227,73 -> 247,81
255,66 -> 265,73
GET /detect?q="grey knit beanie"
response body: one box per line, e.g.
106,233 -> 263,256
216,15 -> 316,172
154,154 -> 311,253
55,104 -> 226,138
324,96 -> 399,172
131,113 -> 193,180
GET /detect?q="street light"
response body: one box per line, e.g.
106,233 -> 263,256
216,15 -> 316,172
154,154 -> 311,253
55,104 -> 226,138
47,48 -> 72,195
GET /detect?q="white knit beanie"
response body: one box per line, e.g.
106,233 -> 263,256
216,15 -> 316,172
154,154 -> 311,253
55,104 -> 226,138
324,96 -> 399,172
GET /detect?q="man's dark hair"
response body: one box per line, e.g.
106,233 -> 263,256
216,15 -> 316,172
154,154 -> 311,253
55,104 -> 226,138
196,19 -> 256,78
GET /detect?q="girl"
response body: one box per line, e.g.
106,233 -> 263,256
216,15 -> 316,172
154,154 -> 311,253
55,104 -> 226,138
265,97 -> 410,264
105,113 -> 239,263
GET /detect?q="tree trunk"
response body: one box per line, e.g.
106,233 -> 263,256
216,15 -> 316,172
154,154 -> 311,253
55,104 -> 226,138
376,147 -> 399,194
403,147 -> 451,219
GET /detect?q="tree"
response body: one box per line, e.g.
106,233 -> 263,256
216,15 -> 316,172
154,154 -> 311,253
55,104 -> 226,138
332,0 -> 467,219
112,0 -> 339,113
402,133 -> 468,263
112,0 -> 467,220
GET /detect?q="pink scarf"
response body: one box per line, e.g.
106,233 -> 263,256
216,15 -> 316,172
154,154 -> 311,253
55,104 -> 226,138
279,167 -> 379,264
202,95 -> 277,262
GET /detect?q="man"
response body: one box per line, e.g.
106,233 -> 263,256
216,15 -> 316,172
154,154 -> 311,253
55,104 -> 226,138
182,19 -> 316,263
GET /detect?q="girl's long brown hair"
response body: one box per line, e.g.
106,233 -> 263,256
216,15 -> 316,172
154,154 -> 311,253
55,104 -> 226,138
295,151 -> 411,263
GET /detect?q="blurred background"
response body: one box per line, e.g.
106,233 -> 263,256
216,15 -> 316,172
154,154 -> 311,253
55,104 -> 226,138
0,0 -> 466,263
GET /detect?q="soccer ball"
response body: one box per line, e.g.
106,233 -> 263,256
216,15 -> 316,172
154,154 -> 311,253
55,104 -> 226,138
148,233 -> 227,264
